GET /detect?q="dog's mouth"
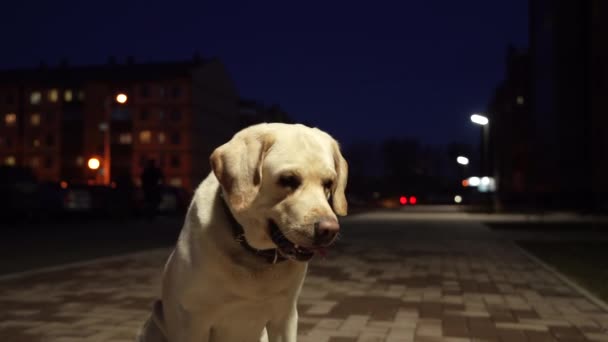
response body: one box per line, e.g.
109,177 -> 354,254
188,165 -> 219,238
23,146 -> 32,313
269,220 -> 321,262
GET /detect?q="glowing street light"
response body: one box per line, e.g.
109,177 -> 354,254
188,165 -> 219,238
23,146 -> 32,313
468,176 -> 481,187
456,156 -> 469,165
115,93 -> 128,104
470,114 -> 489,126
88,157 -> 101,170
454,195 -> 463,204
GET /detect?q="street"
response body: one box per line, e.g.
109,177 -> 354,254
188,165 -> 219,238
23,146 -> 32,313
1,210 -> 608,341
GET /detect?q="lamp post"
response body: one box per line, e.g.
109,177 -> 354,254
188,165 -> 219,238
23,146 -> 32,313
470,114 -> 489,177
100,93 -> 128,186
470,113 -> 492,210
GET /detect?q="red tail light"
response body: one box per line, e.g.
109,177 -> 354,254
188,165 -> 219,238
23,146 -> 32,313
409,196 -> 417,205
399,196 -> 408,205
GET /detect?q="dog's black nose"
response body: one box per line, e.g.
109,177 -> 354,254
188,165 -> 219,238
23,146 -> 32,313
314,218 -> 340,246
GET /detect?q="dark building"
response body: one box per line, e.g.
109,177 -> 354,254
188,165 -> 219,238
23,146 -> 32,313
0,56 -> 240,193
238,98 -> 294,128
488,46 -> 532,209
490,0 -> 608,211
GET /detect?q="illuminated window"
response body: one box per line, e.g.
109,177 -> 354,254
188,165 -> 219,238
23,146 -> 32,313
30,113 -> 41,126
48,89 -> 59,102
30,91 -> 42,105
170,155 -> 180,168
64,89 -> 73,102
139,130 -> 152,143
516,96 -> 524,105
32,139 -> 41,148
4,113 -> 17,126
119,133 -> 133,144
158,132 -> 166,144
75,156 -> 84,166
171,132 -> 181,145
5,156 -> 16,166
169,177 -> 182,187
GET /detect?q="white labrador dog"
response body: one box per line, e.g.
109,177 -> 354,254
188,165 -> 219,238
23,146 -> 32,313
137,123 -> 348,342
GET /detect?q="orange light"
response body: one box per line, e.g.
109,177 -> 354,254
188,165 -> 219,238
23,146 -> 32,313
399,196 -> 408,205
60,181 -> 68,189
409,196 -> 417,205
87,157 -> 101,170
115,93 -> 128,104
462,179 -> 469,187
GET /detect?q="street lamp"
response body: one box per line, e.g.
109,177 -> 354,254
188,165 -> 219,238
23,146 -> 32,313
470,113 -> 490,177
88,157 -> 101,170
456,156 -> 469,165
470,114 -> 489,126
100,92 -> 128,186
115,93 -> 128,104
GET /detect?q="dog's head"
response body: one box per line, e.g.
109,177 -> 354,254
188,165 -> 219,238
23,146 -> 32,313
210,123 -> 348,261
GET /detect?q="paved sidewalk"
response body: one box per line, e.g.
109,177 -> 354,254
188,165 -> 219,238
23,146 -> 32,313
1,240 -> 608,341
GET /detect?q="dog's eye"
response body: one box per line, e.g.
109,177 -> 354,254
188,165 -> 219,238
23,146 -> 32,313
323,180 -> 333,189
278,175 -> 301,189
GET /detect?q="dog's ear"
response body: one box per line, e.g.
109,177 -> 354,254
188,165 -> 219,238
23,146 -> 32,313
331,140 -> 349,216
210,129 -> 275,212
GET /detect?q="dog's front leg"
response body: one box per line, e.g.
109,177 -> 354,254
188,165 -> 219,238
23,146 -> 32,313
265,306 -> 298,342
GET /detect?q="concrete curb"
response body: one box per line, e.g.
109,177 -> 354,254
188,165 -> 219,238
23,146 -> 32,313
513,242 -> 608,313
0,247 -> 170,282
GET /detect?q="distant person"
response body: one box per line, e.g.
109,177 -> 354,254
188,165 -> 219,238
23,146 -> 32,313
141,159 -> 164,219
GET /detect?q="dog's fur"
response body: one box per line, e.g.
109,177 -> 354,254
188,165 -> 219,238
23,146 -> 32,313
137,123 -> 348,342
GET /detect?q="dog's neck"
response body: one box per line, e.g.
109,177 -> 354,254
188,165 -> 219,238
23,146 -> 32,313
219,193 -> 288,264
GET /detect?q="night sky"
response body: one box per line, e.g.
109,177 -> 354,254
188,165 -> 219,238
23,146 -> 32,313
1,0 -> 528,147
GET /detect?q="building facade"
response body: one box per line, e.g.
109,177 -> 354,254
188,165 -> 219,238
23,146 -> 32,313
490,0 -> 608,211
0,57 -> 240,193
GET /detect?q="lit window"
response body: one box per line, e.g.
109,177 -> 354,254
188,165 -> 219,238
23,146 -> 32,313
139,130 -> 152,144
31,156 -> 40,168
48,89 -> 59,102
30,91 -> 42,105
158,132 -> 166,144
75,156 -> 84,166
169,177 -> 182,187
32,139 -> 40,147
64,90 -> 73,102
119,133 -> 133,144
5,156 -> 16,166
30,113 -> 41,126
4,113 -> 17,126
516,96 -> 524,105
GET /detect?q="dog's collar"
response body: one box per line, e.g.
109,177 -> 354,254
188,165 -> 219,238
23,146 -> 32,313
219,193 -> 288,264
